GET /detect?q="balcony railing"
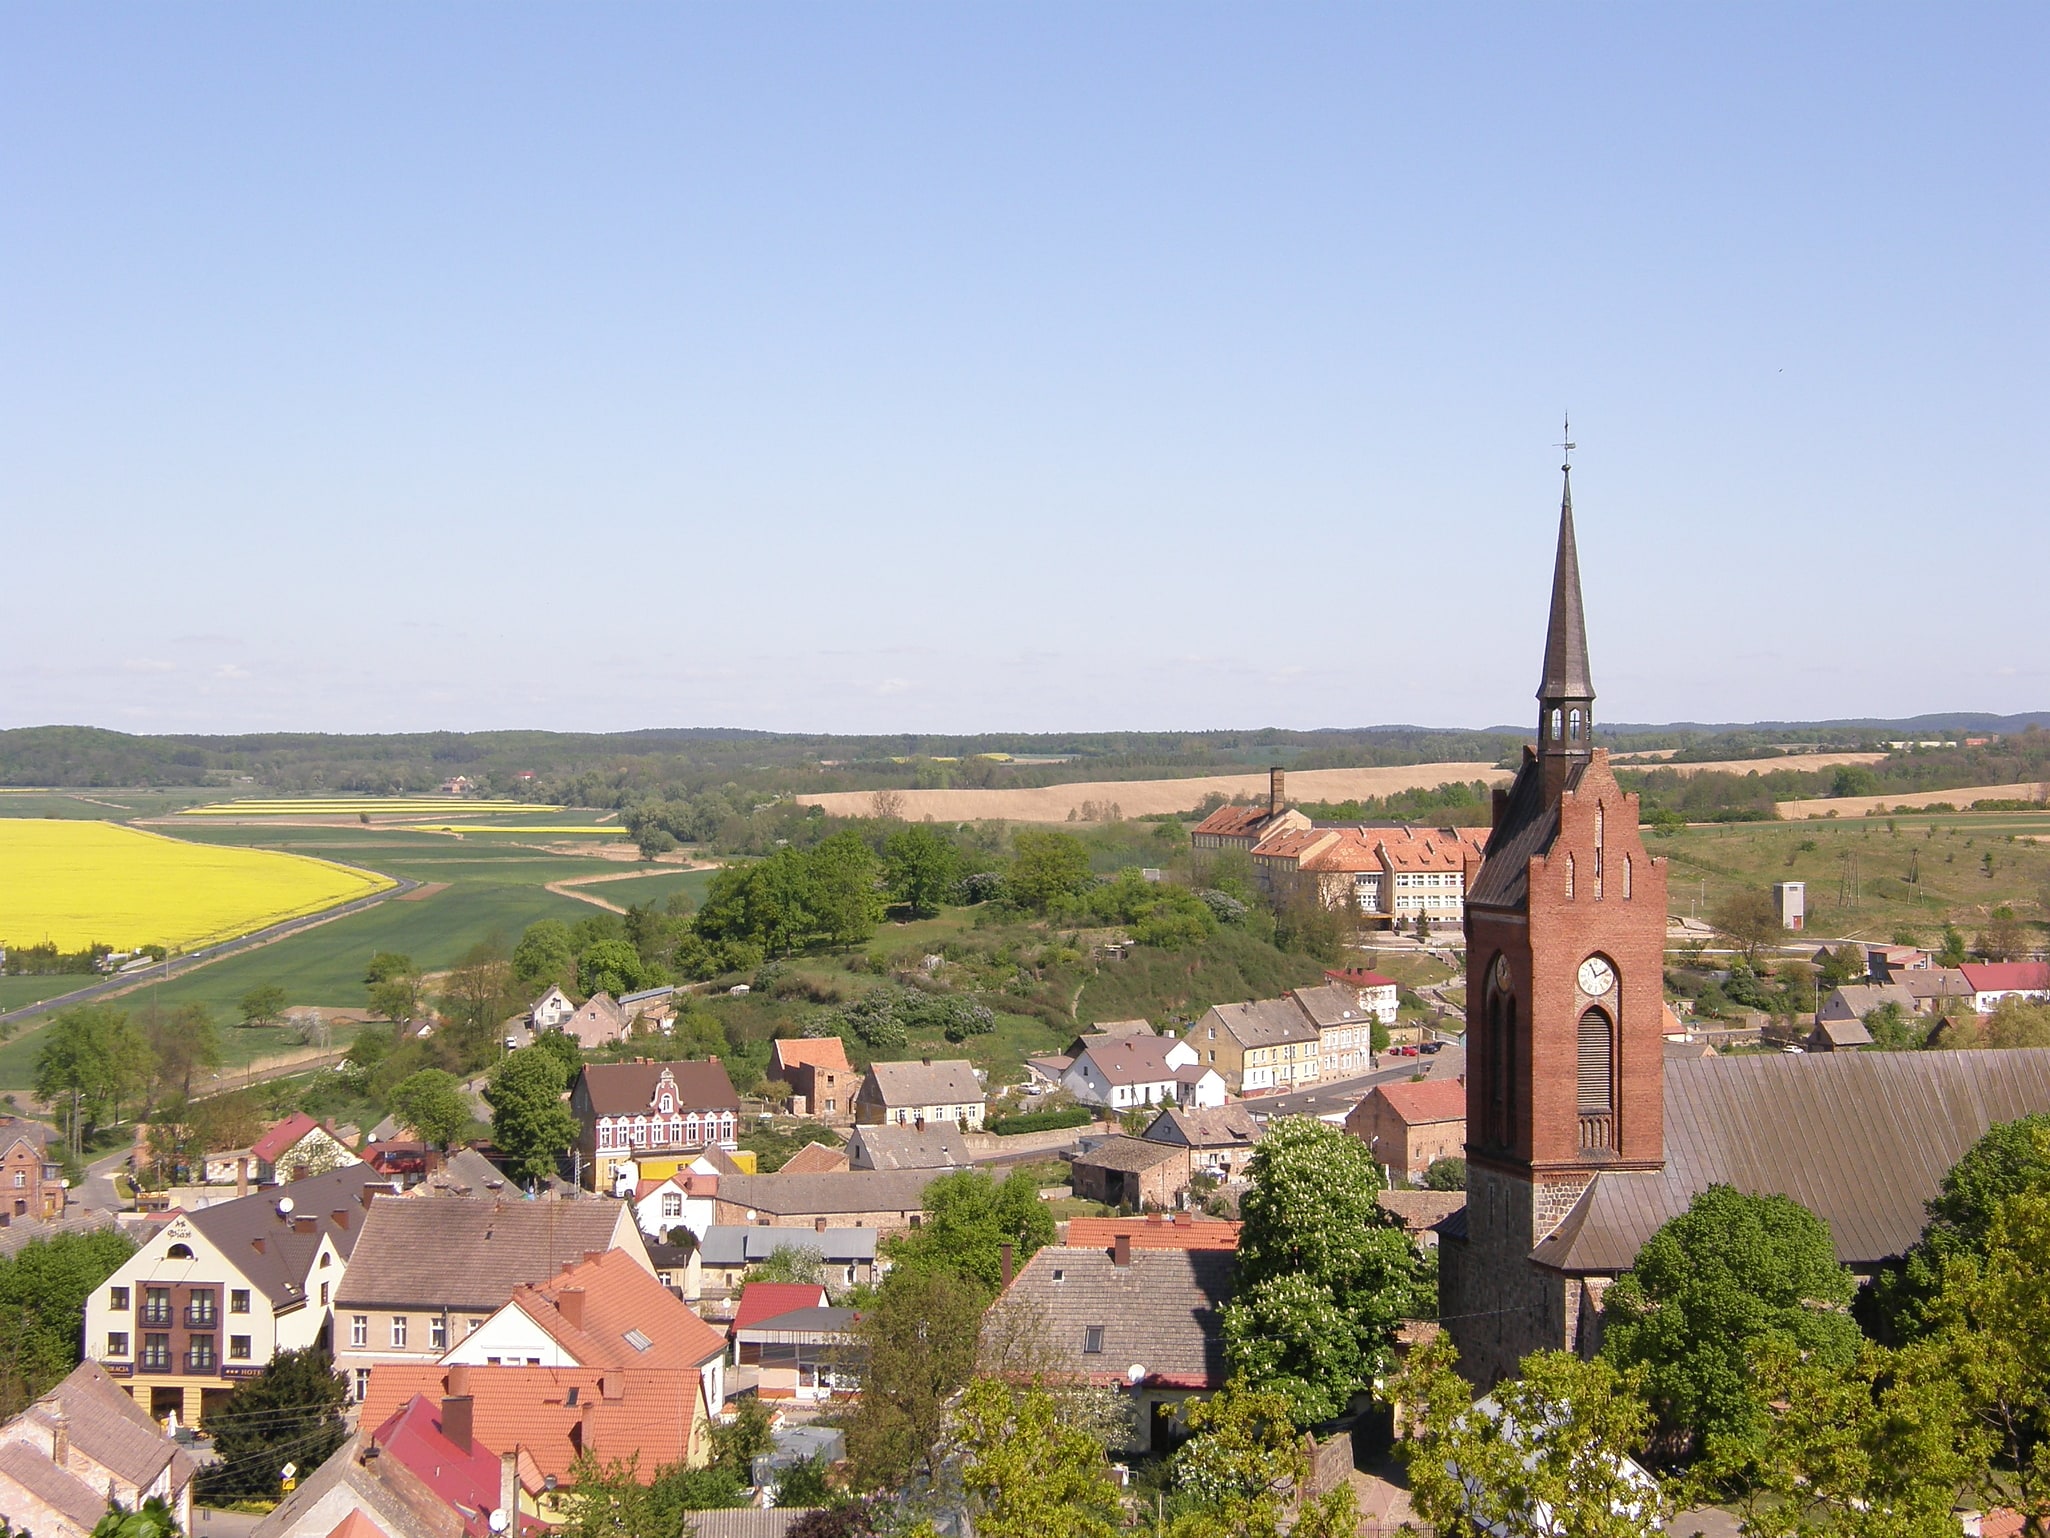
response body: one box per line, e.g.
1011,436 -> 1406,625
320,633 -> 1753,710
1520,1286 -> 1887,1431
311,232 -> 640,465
138,1353 -> 174,1374
184,1306 -> 218,1329
184,1351 -> 218,1374
139,1305 -> 174,1328
1577,1113 -> 1614,1152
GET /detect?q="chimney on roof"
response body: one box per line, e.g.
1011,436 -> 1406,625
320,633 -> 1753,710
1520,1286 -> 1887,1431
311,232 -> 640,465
815,1217 -> 827,1233
921,1057 -> 931,1067
1145,1212 -> 1163,1226
1000,1242 -> 1014,1287
1112,1234 -> 1132,1268
1269,766 -> 1285,817
1491,784 -> 1509,832
361,1187 -> 378,1211
499,1451 -> 520,1530
448,1363 -> 471,1398
49,1405 -> 68,1468
251,1237 -> 265,1254
237,1158 -> 250,1198
441,1394 -> 474,1454
558,1288 -> 586,1331
293,1216 -> 315,1234
601,1372 -> 624,1402
584,1251 -> 605,1267
331,1209 -> 348,1231
1174,1212 -> 1191,1226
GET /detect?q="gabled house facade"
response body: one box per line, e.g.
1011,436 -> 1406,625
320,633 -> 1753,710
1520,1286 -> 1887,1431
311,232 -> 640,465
252,1113 -> 361,1183
852,1059 -> 985,1129
560,992 -> 629,1050
768,1037 -> 855,1121
1183,1000 -> 1320,1095
1062,1034 -> 1224,1110
0,1361 -> 198,1538
571,1060 -> 743,1193
0,1118 -> 64,1221
530,987 -> 576,1032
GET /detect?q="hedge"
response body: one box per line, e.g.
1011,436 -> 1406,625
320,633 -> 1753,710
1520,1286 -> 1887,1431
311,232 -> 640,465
986,1107 -> 1096,1136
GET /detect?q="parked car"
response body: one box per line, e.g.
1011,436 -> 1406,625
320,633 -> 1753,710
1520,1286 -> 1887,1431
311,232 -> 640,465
1419,1041 -> 1445,1055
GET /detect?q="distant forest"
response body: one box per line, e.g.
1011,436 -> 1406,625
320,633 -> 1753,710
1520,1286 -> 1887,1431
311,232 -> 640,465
1,714 -> 2046,830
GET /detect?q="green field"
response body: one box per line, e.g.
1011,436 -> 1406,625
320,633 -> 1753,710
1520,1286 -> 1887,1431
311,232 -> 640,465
1654,809 -> 2050,945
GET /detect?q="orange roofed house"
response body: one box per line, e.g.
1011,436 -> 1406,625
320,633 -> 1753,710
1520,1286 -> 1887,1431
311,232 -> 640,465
768,1038 -> 855,1122
1346,1077 -> 1467,1184
1251,825 -> 1487,932
1189,768 -> 1310,854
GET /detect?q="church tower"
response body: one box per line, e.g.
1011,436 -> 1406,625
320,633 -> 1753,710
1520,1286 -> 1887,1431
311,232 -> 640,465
1442,455 -> 1669,1386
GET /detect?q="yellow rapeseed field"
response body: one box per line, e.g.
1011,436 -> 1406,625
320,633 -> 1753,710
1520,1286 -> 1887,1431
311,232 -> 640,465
0,820 -> 395,952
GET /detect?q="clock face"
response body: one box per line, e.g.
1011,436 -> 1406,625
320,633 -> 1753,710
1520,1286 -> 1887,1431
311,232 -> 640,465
1578,956 -> 1616,997
1491,954 -> 1512,992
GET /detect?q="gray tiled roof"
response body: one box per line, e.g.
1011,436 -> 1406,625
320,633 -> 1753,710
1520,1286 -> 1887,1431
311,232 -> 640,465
1286,984 -> 1370,1028
335,1195 -> 631,1311
715,1170 -> 941,1217
1466,751 -> 1567,912
1197,998 -> 1319,1050
14,1361 -> 196,1498
845,1123 -> 971,1170
1530,1048 -> 2050,1275
0,1441 -> 105,1530
182,1164 -> 395,1305
689,1510 -> 824,1538
987,1246 -> 1233,1387
1143,1106 -> 1264,1150
698,1225 -> 879,1266
1072,1135 -> 1186,1174
1819,983 -> 1918,1022
858,1059 -> 983,1108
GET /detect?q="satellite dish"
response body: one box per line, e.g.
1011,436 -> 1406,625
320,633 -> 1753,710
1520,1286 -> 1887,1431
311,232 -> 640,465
489,1511 -> 510,1534
276,1197 -> 295,1216
1126,1364 -> 1147,1385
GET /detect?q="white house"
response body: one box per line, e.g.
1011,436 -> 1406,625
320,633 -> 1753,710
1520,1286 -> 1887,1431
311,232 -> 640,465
530,986 -> 576,1031
1959,962 -> 2050,1014
626,1159 -> 724,1240
1063,1034 -> 1227,1111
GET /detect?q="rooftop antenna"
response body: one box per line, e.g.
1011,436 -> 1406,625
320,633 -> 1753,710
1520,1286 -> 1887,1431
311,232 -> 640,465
1558,413 -> 1576,471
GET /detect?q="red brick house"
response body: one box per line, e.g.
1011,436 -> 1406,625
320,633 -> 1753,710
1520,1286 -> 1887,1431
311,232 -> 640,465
768,1038 -> 855,1121
0,1119 -> 64,1221
1345,1078 -> 1467,1183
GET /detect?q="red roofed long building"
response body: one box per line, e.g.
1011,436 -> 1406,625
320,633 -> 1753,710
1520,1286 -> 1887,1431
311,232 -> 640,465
1189,769 -> 1309,853
1960,962 -> 2050,1013
1345,1076 -> 1467,1184
1251,824 -> 1488,930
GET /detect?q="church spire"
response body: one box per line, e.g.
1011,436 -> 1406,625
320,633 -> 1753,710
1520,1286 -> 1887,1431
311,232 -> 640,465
1536,427 -> 1595,804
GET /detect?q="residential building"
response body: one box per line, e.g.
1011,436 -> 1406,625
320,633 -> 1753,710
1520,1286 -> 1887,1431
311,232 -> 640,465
560,992 -> 628,1050
353,1393 -> 544,1537
1345,1078 -> 1467,1184
1183,1000 -> 1320,1095
853,1058 -> 986,1129
530,987 -> 576,1032
251,1114 -> 361,1183
571,1060 -> 742,1193
249,1426 -> 478,1538
0,1118 -> 63,1221
712,1170 -> 939,1233
1140,1105 -> 1264,1182
728,1282 -> 829,1347
843,1123 -> 970,1171
768,1038 -> 855,1120
1867,945 -> 1932,978
438,1248 -> 729,1424
618,986 -> 678,1036
1189,768 -> 1309,854
628,1168 -> 722,1242
1065,1021 -> 1155,1055
1249,825 -> 1487,928
1771,881 -> 1806,931
647,1241 -> 701,1298
1815,982 -> 1918,1030
1374,1189 -> 1466,1250
84,1164 -> 392,1423
361,1360 -> 707,1492
984,1240 -> 1233,1452
0,1362 -> 197,1538
1960,962 -> 2050,1013
1896,968 -> 1975,1013
1062,1034 -> 1225,1111
1064,1215 -> 1241,1252
333,1195 -> 648,1402
732,1306 -> 859,1401
1069,1136 -> 1190,1211
1285,984 -> 1381,1078
696,1226 -> 881,1296
1809,1017 -> 1875,1052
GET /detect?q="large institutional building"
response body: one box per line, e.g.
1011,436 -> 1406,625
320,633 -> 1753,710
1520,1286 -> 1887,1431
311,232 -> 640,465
1440,462 -> 2050,1386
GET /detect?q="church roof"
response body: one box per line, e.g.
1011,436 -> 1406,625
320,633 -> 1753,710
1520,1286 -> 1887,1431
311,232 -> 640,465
1538,466 -> 1594,702
1530,1048 -> 2050,1276
1466,748 -> 1582,911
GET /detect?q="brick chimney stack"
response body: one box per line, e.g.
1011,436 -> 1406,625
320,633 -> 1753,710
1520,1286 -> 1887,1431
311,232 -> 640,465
441,1394 -> 474,1453
558,1288 -> 585,1331
1112,1234 -> 1132,1268
499,1451 -> 520,1529
1269,767 -> 1285,817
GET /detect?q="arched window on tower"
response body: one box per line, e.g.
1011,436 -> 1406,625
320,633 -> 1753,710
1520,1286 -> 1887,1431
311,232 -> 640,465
1551,708 -> 1563,741
1564,854 -> 1575,899
1577,1006 -> 1614,1151
1623,854 -> 1633,900
1569,708 -> 1582,741
1486,959 -> 1515,1149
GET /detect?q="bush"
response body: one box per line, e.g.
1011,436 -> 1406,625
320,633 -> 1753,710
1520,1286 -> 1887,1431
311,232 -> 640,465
1422,1156 -> 1467,1191
986,1106 -> 1095,1136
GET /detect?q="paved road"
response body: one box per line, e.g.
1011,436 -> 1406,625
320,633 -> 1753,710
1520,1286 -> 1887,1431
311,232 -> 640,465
192,1508 -> 263,1538
1247,1040 -> 1466,1121
79,1144 -> 135,1213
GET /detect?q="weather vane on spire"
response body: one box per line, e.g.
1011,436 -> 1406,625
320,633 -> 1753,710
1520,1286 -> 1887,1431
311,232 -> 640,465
1558,414 -> 1575,471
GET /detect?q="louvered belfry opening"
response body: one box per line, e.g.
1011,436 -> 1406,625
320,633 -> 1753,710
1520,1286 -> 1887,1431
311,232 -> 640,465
1577,1006 -> 1614,1151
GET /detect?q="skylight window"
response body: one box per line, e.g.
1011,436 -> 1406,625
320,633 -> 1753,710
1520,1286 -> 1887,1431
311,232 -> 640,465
624,1328 -> 653,1352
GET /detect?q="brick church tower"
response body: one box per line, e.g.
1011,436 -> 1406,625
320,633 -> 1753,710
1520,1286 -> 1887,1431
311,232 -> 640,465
1441,460 -> 1668,1386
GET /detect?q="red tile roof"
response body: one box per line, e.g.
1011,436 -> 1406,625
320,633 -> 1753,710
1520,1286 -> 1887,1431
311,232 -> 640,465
769,1038 -> 852,1074
1372,1077 -> 1467,1126
1193,804 -> 1281,839
1065,1216 -> 1242,1252
371,1394 -> 544,1537
252,1112 -> 322,1164
1960,962 -> 2050,993
326,1512 -> 394,1538
508,1248 -> 727,1369
730,1283 -> 829,1336
361,1366 -> 699,1487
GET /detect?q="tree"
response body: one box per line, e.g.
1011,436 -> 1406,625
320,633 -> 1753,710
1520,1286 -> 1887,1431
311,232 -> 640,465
958,1379 -> 1121,1538
885,824 -> 960,918
1222,1117 -> 1421,1425
90,1499 -> 180,1538
1168,1377 -> 1355,1538
198,1345 -> 348,1499
1710,888 -> 1784,964
141,1002 -> 219,1102
1979,908 -> 2031,964
0,1228 -> 136,1416
34,1005 -> 153,1154
883,1168 -> 1055,1293
437,939 -> 522,1056
512,920 -> 577,992
578,938 -> 656,998
1938,924 -> 1970,968
529,1027 -> 584,1082
485,1046 -> 580,1184
1422,1156 -> 1467,1191
1984,997 -> 2050,1049
1819,943 -> 1868,988
237,982 -> 289,1029
1831,765 -> 1880,798
386,1069 -> 472,1150
806,830 -> 886,948
1600,1184 -> 1859,1466
842,1269 -> 984,1490
1863,1000 -> 1927,1051
364,951 -> 416,986
1399,1334 -> 1670,1538
1005,831 -> 1093,914
735,1245 -> 824,1294
365,965 -> 423,1031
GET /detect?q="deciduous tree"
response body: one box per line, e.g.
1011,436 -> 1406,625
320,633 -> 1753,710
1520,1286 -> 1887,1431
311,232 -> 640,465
885,824 -> 960,918
386,1068 -> 471,1151
958,1379 -> 1121,1538
0,1228 -> 136,1416
198,1346 -> 348,1499
1005,832 -> 1093,914
485,1046 -> 579,1184
843,1269 -> 984,1491
1709,888 -> 1784,964
511,920 -> 576,992
883,1168 -> 1055,1293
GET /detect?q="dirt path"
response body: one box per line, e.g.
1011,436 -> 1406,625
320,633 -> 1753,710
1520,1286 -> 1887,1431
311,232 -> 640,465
544,862 -> 720,914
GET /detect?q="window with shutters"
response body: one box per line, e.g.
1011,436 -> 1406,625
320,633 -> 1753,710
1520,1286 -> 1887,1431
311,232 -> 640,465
1577,1007 -> 1614,1150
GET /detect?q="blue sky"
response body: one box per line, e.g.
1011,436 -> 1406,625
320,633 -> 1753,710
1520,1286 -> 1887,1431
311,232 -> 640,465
3,5 -> 2043,736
